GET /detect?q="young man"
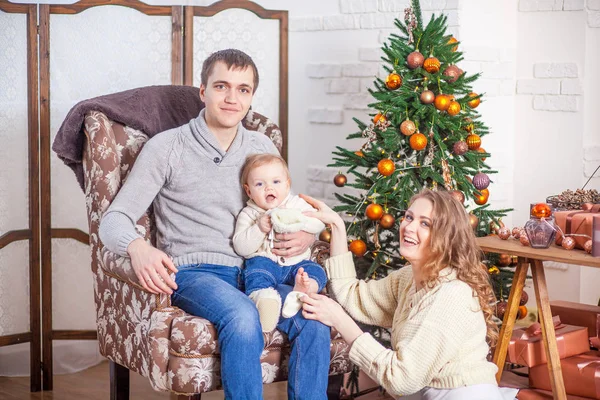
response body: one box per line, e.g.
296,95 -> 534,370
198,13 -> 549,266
99,49 -> 331,399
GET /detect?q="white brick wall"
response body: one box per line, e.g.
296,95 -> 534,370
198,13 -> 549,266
589,11 -> 600,27
343,93 -> 374,110
307,64 -> 342,78
519,0 -> 564,12
342,63 -> 380,77
516,79 -> 560,94
359,47 -> 383,62
532,95 -> 579,112
326,78 -> 361,94
341,0 -> 379,13
360,13 -> 399,29
534,62 -> 578,78
308,108 -> 344,124
324,15 -> 359,30
585,146 -> 600,162
560,79 -> 583,95
589,0 -> 600,10
289,17 -> 323,32
563,0 -> 585,10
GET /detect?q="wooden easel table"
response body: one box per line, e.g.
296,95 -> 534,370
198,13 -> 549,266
476,236 -> 600,400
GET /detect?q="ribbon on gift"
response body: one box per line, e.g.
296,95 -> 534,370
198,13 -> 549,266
576,354 -> 600,398
565,203 -> 600,236
520,315 -> 565,340
509,316 -> 566,366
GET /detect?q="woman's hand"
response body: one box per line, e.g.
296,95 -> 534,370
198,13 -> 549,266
299,194 -> 344,227
301,293 -> 364,345
299,194 -> 348,257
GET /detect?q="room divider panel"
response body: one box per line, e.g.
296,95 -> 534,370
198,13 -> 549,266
0,1 -> 41,392
0,0 -> 288,392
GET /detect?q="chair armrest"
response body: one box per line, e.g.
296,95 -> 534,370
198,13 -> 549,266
99,245 -> 171,307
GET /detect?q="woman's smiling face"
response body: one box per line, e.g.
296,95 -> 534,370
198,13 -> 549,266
399,197 -> 434,268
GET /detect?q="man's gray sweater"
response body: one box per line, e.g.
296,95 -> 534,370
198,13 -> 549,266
99,109 -> 279,267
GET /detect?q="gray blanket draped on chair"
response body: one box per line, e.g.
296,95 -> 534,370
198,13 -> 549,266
52,85 -> 204,191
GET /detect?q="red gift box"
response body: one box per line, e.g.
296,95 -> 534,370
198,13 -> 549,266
507,316 -> 590,367
554,204 -> 600,250
529,350 -> 600,399
551,300 -> 600,349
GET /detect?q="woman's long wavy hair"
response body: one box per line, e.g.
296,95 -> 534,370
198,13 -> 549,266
409,189 -> 498,346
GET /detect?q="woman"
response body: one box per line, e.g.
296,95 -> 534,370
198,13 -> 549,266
299,189 -> 518,400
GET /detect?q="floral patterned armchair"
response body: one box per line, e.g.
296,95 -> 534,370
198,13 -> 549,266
82,109 -> 352,399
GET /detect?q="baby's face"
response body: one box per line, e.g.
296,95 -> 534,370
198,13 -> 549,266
244,161 -> 290,210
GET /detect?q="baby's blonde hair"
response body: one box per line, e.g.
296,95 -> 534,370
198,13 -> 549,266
240,153 -> 290,186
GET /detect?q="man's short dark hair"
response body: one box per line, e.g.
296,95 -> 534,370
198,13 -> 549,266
200,49 -> 259,93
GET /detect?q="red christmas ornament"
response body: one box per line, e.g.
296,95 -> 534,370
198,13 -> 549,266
498,227 -> 511,240
380,213 -> 395,229
450,190 -> 465,204
453,141 -> 468,156
562,237 -> 576,250
443,65 -> 462,83
333,174 -> 347,187
407,51 -> 425,69
420,90 -> 435,104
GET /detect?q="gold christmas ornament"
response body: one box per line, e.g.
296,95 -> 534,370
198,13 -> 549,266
498,227 -> 511,240
469,213 -> 479,229
377,159 -> 395,176
400,119 -> 417,136
467,92 -> 481,108
488,266 -> 500,275
448,36 -> 459,51
466,134 -> 482,150
379,213 -> 395,229
319,229 -> 331,243
561,236 -> 576,250
407,51 -> 425,69
446,101 -> 461,116
365,203 -> 384,220
584,240 -> 593,254
420,90 -> 435,104
423,57 -> 441,73
373,113 -> 386,124
498,254 -> 512,266
520,233 -> 530,246
477,147 -> 487,161
385,72 -> 403,90
474,188 -> 489,205
434,94 -> 451,111
349,239 -> 367,257
450,190 -> 465,204
409,132 -> 428,151
333,174 -> 347,187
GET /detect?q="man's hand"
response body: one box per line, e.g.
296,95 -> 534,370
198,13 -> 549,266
127,238 -> 178,295
257,213 -> 272,234
271,230 -> 315,257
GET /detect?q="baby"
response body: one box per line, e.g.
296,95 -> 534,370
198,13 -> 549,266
233,153 -> 327,332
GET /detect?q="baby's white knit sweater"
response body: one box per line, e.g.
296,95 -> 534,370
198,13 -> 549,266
325,252 -> 498,398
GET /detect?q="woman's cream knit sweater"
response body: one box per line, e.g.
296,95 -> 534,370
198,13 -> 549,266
325,252 -> 498,398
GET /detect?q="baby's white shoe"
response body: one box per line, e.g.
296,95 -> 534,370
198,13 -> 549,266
249,288 -> 282,332
282,291 -> 306,318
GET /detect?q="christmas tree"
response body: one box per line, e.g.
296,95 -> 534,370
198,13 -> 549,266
328,1 -> 514,305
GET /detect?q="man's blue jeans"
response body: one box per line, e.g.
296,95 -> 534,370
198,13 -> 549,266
244,257 -> 328,296
171,263 -> 331,400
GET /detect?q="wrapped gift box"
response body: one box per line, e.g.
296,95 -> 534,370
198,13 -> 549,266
554,204 -> 600,250
529,350 -> 600,399
551,300 -> 600,349
517,388 -> 594,400
507,317 -> 589,367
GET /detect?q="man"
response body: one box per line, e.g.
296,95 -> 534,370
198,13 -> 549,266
99,49 -> 330,399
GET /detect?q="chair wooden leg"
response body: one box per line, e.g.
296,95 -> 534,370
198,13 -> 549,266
326,374 -> 344,400
109,360 -> 130,400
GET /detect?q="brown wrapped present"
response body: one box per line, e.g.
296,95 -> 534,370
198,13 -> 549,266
507,316 -> 589,367
554,204 -> 600,250
551,300 -> 600,349
517,388 -> 594,400
529,350 -> 600,399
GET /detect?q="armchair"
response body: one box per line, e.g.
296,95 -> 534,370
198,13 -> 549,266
81,108 -> 351,399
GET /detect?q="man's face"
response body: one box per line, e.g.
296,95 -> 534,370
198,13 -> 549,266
199,61 -> 255,135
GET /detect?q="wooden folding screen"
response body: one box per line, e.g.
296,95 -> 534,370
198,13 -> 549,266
0,0 -> 287,392
0,1 -> 41,392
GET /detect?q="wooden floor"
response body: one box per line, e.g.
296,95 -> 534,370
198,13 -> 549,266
0,361 -> 288,399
